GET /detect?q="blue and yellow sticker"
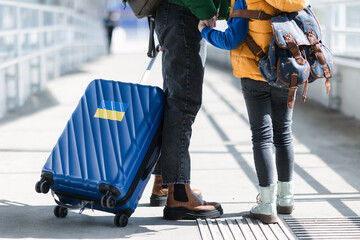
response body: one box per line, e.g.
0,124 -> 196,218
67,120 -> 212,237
94,100 -> 129,122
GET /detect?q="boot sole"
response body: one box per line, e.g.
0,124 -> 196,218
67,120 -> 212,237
277,205 -> 293,214
150,194 -> 167,207
249,211 -> 278,224
163,205 -> 223,220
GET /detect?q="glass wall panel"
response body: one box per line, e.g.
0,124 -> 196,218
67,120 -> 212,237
44,11 -> 54,26
346,35 -> 360,54
0,6 -> 16,30
333,7 -> 340,28
0,36 -> 16,62
20,8 -> 38,28
44,32 -> 54,47
55,13 -> 66,25
21,33 -> 39,54
346,5 -> 360,28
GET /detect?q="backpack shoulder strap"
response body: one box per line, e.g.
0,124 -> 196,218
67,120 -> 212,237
244,34 -> 267,59
230,9 -> 280,59
230,9 -> 273,20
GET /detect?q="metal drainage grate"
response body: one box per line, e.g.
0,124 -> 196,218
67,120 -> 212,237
284,217 -> 360,239
196,217 -> 295,240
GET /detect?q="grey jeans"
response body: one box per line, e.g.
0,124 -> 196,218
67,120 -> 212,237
241,78 -> 294,186
153,0 -> 207,184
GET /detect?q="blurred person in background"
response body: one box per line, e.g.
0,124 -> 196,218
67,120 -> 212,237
104,11 -> 116,54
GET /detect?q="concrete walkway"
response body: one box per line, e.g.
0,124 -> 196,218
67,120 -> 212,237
0,49 -> 359,240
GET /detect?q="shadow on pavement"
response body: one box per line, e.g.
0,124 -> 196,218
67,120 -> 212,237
0,89 -> 59,126
0,199 -> 194,239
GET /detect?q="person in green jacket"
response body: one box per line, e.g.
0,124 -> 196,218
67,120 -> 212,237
148,0 -> 230,220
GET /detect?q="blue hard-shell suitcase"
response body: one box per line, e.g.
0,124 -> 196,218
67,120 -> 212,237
35,56 -> 164,227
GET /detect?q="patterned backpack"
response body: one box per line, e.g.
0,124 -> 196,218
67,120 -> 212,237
231,6 -> 335,108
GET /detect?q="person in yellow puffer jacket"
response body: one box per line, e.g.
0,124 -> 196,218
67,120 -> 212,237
199,0 -> 309,224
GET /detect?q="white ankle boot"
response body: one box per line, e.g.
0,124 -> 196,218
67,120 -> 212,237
249,184 -> 278,224
277,181 -> 294,214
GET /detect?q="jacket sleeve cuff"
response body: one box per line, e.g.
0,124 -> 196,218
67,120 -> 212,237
201,26 -> 212,38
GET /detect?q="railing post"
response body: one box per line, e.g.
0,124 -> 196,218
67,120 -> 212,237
53,9 -> 61,79
38,9 -> 46,91
9,4 -> 21,110
338,5 -> 347,54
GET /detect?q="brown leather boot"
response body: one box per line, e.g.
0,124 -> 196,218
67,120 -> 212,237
150,175 -> 168,206
163,184 -> 223,220
150,176 -> 202,206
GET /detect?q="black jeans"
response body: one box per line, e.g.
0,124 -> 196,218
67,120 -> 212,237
241,78 -> 294,186
153,1 -> 207,184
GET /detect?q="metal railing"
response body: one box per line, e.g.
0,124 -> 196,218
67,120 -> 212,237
0,0 -> 108,119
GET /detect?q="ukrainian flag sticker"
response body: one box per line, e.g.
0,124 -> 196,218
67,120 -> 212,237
94,100 -> 129,122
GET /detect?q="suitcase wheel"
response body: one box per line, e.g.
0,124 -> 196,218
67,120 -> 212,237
35,181 -> 50,194
99,184 -> 120,209
106,195 -> 116,208
114,213 -> 128,227
40,182 -> 50,194
35,181 -> 41,193
54,206 -> 68,218
101,195 -> 116,209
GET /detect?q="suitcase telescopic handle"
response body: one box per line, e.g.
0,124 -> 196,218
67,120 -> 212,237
147,17 -> 156,58
140,45 -> 160,85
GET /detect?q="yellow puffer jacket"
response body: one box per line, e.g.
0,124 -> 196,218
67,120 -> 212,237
230,0 -> 310,81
